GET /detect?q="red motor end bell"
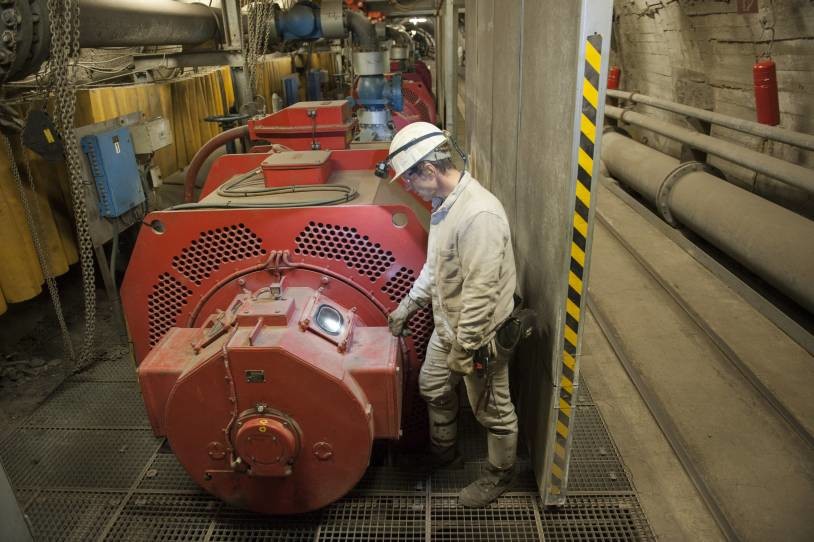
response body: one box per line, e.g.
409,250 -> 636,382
753,59 -> 780,126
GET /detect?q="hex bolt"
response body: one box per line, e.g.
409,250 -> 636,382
1,30 -> 13,44
0,50 -> 9,64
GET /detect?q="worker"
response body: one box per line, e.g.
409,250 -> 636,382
384,122 -> 519,508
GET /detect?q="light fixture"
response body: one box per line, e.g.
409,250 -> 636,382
315,305 -> 344,336
409,17 -> 427,24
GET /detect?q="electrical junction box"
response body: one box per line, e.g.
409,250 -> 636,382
81,127 -> 146,218
129,117 -> 173,154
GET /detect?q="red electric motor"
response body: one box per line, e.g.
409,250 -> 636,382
753,58 -> 780,126
121,106 -> 433,514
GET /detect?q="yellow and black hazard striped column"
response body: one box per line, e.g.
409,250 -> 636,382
549,33 -> 603,497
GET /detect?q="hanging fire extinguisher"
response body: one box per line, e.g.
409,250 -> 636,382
753,58 -> 780,126
607,65 -> 621,90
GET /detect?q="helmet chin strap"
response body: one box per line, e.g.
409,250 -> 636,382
375,130 -> 469,179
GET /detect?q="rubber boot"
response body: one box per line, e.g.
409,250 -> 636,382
458,430 -> 517,507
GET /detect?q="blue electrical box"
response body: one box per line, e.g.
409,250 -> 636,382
81,127 -> 145,218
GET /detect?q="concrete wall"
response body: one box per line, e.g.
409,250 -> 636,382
612,0 -> 814,212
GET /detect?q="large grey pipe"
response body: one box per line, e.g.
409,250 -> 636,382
605,105 -> 814,197
78,0 -> 222,48
602,131 -> 814,314
346,10 -> 378,52
608,89 -> 814,152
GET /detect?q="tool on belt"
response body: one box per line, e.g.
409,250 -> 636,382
474,300 -> 537,378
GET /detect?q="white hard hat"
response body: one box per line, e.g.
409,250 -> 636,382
384,122 -> 448,182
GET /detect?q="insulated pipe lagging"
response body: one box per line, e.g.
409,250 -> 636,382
602,131 -> 814,314
347,10 -> 379,52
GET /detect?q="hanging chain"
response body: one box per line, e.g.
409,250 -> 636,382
1,131 -> 76,360
244,0 -> 275,100
47,0 -> 96,368
757,0 -> 776,60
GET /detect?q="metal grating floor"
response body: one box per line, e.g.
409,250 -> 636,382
1,356 -> 655,541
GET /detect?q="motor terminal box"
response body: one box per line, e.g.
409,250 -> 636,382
81,127 -> 145,218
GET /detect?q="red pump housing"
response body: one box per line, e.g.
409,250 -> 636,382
121,123 -> 433,514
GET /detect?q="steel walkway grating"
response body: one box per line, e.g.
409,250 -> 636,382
137,451 -> 205,493
430,495 -> 541,541
71,354 -> 138,383
103,492 -> 221,540
21,381 -> 150,429
4,356 -> 654,540
209,506 -> 322,542
25,490 -> 126,542
319,495 -> 427,541
540,496 -> 654,541
0,427 -> 160,489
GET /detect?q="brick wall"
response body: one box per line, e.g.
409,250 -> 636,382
612,0 -> 814,214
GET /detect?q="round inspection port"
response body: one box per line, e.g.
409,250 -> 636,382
392,212 -> 408,228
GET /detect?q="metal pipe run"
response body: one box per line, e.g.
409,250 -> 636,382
442,0 -> 455,132
78,0 -> 222,48
605,105 -> 814,196
608,89 -> 814,152
602,131 -> 814,314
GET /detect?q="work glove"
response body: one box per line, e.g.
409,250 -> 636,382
388,295 -> 421,337
447,342 -> 474,376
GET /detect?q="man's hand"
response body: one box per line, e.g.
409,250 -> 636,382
447,342 -> 474,375
388,296 -> 421,337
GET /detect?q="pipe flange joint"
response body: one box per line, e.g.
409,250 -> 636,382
657,161 -> 723,227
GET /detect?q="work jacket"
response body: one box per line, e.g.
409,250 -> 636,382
408,172 -> 517,351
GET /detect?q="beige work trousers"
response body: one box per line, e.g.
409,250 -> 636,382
418,329 -> 519,469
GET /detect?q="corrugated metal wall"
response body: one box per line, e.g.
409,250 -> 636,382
0,55 -> 313,315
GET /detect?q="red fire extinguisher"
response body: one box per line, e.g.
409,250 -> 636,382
753,58 -> 780,126
607,65 -> 621,90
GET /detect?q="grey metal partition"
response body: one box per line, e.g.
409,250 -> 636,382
464,0 -> 613,505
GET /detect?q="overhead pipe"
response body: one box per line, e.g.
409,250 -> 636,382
607,90 -> 814,152
78,0 -> 222,48
605,105 -> 814,196
1,0 -> 223,81
346,10 -> 379,52
601,131 -> 814,314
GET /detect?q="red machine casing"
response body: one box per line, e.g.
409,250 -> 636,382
249,100 -> 355,150
402,80 -> 437,125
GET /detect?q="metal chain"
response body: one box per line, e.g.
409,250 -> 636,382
47,0 -> 96,367
244,0 -> 275,99
1,132 -> 76,360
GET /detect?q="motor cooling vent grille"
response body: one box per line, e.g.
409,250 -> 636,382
147,273 -> 192,347
381,267 -> 434,363
171,224 -> 266,285
294,221 -> 396,282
